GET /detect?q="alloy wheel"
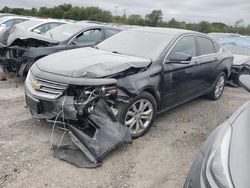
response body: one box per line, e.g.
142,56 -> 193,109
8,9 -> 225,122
125,99 -> 153,135
215,75 -> 225,98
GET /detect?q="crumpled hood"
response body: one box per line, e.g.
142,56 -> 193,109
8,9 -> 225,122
0,26 -> 58,47
35,47 -> 151,78
233,54 -> 250,66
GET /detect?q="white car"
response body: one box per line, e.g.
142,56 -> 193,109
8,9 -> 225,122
0,16 -> 29,32
15,18 -> 67,34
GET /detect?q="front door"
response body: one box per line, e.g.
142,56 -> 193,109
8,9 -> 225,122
161,35 -> 200,108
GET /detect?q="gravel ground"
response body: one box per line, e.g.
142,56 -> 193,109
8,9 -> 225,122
0,71 -> 250,188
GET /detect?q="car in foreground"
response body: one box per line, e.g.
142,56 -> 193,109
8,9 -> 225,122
184,74 -> 250,188
25,27 -> 233,138
0,16 -> 29,32
0,22 -> 122,75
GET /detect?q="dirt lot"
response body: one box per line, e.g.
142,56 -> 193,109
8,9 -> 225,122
0,71 -> 250,188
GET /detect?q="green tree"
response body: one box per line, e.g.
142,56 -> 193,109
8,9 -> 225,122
126,14 -> 145,25
145,10 -> 163,26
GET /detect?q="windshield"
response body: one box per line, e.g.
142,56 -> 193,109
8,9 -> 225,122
97,30 -> 174,59
44,24 -> 83,42
16,20 -> 44,29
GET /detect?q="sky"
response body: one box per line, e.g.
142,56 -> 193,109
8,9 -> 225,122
0,0 -> 249,25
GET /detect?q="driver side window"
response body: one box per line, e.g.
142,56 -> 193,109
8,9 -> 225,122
71,29 -> 102,44
169,36 -> 196,59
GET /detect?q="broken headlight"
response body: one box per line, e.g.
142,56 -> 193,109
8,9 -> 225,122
201,123 -> 233,188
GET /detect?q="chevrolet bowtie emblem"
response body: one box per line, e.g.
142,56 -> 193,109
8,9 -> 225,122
31,82 -> 41,90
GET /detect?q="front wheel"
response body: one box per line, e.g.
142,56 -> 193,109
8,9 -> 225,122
207,72 -> 226,100
117,91 -> 157,138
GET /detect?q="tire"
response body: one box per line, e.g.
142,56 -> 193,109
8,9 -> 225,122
117,91 -> 157,138
207,72 -> 226,100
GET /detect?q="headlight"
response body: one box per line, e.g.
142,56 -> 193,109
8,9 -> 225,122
201,123 -> 233,188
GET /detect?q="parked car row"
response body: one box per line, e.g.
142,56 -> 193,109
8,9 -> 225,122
0,16 -> 123,75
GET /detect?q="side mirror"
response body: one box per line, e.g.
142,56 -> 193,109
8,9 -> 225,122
239,75 -> 250,92
33,29 -> 41,34
166,52 -> 192,64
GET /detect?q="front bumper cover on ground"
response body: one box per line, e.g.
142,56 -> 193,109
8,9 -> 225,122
52,99 -> 132,168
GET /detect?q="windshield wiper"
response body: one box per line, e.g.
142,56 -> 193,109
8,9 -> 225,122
112,51 -> 120,54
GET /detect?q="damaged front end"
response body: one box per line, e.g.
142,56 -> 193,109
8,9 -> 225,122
228,63 -> 250,86
0,26 -> 58,74
25,70 -> 132,167
227,55 -> 250,86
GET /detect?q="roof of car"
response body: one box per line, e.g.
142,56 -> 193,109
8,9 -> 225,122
129,27 -> 197,36
0,16 -> 29,20
61,22 -> 122,30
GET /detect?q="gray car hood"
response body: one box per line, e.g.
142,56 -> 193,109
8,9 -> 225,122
35,47 -> 151,78
233,54 -> 250,66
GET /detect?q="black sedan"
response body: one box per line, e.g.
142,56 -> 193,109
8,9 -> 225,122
25,27 -> 233,138
0,22 -> 122,75
184,74 -> 250,188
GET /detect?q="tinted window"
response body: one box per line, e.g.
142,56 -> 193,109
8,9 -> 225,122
169,36 -> 196,58
197,37 -> 215,55
105,29 -> 119,38
72,29 -> 102,44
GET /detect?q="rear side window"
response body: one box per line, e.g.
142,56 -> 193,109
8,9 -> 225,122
105,29 -> 120,38
169,36 -> 196,57
197,37 -> 215,55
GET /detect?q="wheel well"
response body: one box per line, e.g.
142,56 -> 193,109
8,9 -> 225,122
223,69 -> 228,77
143,88 -> 159,109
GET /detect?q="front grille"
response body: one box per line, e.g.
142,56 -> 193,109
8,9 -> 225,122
36,77 -> 68,96
27,73 -> 68,100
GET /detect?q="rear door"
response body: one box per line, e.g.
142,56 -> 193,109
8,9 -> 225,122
195,36 -> 220,91
161,35 -> 200,108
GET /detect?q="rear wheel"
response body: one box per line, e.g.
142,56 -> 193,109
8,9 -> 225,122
207,72 -> 226,100
117,91 -> 157,138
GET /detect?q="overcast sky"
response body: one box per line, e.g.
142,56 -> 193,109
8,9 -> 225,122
0,0 -> 249,25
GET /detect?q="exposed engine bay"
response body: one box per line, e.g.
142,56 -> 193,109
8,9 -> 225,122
0,26 -> 58,73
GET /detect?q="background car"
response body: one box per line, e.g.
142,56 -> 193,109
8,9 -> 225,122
209,33 -> 250,86
0,15 -> 29,32
184,74 -> 250,188
15,18 -> 67,34
25,27 -> 233,138
0,22 -> 122,75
